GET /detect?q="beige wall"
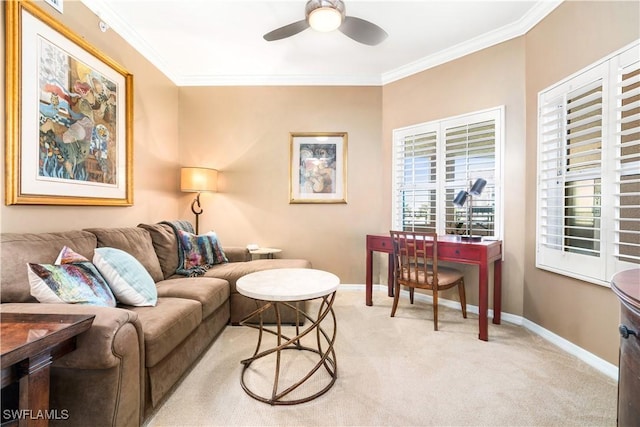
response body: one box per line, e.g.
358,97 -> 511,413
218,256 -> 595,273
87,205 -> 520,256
524,1 -> 640,364
381,38 -> 527,316
0,1 -> 181,233
178,86 -> 383,282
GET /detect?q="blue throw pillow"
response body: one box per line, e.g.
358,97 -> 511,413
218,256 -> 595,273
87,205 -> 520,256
93,247 -> 158,307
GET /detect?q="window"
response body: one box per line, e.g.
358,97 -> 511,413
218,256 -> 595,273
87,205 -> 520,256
537,41 -> 640,285
392,107 -> 503,238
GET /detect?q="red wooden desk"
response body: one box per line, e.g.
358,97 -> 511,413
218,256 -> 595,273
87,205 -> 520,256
366,234 -> 502,341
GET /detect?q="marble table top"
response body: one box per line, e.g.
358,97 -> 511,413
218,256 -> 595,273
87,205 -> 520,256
236,268 -> 339,301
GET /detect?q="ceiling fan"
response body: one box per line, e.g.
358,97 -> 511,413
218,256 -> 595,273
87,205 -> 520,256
263,0 -> 388,46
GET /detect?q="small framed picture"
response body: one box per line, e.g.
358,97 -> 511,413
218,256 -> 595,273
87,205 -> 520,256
289,132 -> 347,204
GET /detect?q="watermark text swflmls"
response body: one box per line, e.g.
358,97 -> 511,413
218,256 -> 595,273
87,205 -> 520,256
2,409 -> 70,421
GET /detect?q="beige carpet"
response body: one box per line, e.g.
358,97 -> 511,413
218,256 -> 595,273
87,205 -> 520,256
145,289 -> 617,427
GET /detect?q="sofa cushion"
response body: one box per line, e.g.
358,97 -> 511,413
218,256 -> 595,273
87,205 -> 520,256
138,223 -> 180,279
155,277 -> 229,319
94,247 -> 158,307
124,297 -> 201,367
1,231 -> 97,303
27,262 -> 116,307
84,227 -> 164,283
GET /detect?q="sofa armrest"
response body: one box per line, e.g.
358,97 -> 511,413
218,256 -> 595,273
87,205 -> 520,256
0,303 -> 144,370
224,246 -> 251,262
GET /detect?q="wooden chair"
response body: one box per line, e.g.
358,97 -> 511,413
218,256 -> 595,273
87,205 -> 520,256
390,231 -> 467,330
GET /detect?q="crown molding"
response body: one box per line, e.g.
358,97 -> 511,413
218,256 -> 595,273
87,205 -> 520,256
380,0 -> 563,85
175,73 -> 383,87
81,0 -> 182,84
81,0 -> 563,87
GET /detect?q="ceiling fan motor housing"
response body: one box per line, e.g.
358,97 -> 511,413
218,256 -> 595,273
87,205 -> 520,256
305,0 -> 346,22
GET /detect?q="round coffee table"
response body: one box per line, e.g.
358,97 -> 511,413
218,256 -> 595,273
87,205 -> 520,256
236,268 -> 339,405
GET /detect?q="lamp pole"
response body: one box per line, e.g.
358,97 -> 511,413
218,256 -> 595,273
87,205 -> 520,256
190,192 -> 203,234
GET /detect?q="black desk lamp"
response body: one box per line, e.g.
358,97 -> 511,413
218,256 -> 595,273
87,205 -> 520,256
452,178 -> 487,241
180,167 -> 218,234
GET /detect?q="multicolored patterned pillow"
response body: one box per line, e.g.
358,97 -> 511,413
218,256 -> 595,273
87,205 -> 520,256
177,230 -> 228,270
55,245 -> 89,264
93,247 -> 158,307
27,261 -> 116,307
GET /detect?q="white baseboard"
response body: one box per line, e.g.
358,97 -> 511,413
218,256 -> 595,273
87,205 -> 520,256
339,284 -> 618,381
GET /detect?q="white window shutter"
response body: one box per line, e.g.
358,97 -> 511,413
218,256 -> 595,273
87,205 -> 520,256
393,130 -> 438,232
612,46 -> 640,271
444,120 -> 497,237
392,108 -> 502,237
537,40 -> 640,286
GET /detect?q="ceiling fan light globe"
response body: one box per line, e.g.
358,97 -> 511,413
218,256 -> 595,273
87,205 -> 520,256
309,7 -> 343,32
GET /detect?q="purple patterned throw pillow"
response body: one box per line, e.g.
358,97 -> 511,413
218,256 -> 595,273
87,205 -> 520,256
27,262 -> 116,307
177,230 -> 228,269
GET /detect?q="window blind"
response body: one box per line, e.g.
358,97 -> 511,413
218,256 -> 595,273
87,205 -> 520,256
537,40 -> 640,285
614,52 -> 640,266
393,131 -> 438,232
444,120 -> 496,237
392,107 -> 502,238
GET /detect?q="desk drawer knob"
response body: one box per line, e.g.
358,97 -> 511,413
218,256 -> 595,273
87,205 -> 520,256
381,242 -> 386,247
619,325 -> 637,339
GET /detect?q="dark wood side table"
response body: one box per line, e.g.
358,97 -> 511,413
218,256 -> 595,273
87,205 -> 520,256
1,313 -> 95,427
611,268 -> 640,427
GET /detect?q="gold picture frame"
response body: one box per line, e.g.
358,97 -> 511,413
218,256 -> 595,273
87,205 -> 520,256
289,132 -> 347,204
5,0 -> 133,206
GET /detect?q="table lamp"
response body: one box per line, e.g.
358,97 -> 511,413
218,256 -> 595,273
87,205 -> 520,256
452,178 -> 487,241
180,167 -> 218,234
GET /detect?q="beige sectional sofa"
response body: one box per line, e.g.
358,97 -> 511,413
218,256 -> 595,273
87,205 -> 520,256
0,222 -> 311,426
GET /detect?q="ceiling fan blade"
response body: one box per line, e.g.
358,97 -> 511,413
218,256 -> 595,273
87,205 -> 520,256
263,20 -> 310,41
339,16 -> 388,46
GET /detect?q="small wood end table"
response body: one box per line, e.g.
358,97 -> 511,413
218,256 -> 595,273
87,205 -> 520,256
249,247 -> 282,260
1,313 -> 95,427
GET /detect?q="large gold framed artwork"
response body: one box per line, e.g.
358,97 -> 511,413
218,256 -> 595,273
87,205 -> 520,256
5,0 -> 133,206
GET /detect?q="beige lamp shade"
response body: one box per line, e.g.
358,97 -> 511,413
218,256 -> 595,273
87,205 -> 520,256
180,167 -> 218,193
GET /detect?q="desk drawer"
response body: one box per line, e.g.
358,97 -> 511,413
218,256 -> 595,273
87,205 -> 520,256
367,235 -> 393,253
438,244 -> 480,262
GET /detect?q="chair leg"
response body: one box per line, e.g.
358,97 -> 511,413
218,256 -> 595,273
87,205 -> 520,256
409,287 -> 414,304
458,278 -> 467,318
390,279 -> 401,317
432,290 -> 439,331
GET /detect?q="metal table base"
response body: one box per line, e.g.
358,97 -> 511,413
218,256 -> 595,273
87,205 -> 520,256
239,292 -> 337,405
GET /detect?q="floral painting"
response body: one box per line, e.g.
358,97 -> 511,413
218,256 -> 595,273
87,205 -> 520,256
290,133 -> 347,204
5,0 -> 133,206
299,143 -> 337,194
38,39 -> 118,185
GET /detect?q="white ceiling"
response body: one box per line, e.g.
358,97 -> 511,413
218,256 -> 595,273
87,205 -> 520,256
80,0 -> 562,86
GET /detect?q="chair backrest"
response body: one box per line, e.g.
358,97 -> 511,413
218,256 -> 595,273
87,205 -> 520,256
390,231 -> 439,290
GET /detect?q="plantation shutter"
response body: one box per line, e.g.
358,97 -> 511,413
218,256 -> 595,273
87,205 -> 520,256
538,94 -> 565,251
537,41 -> 640,285
444,119 -> 497,237
393,130 -> 438,232
613,48 -> 640,269
392,107 -> 502,237
537,63 -> 606,280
